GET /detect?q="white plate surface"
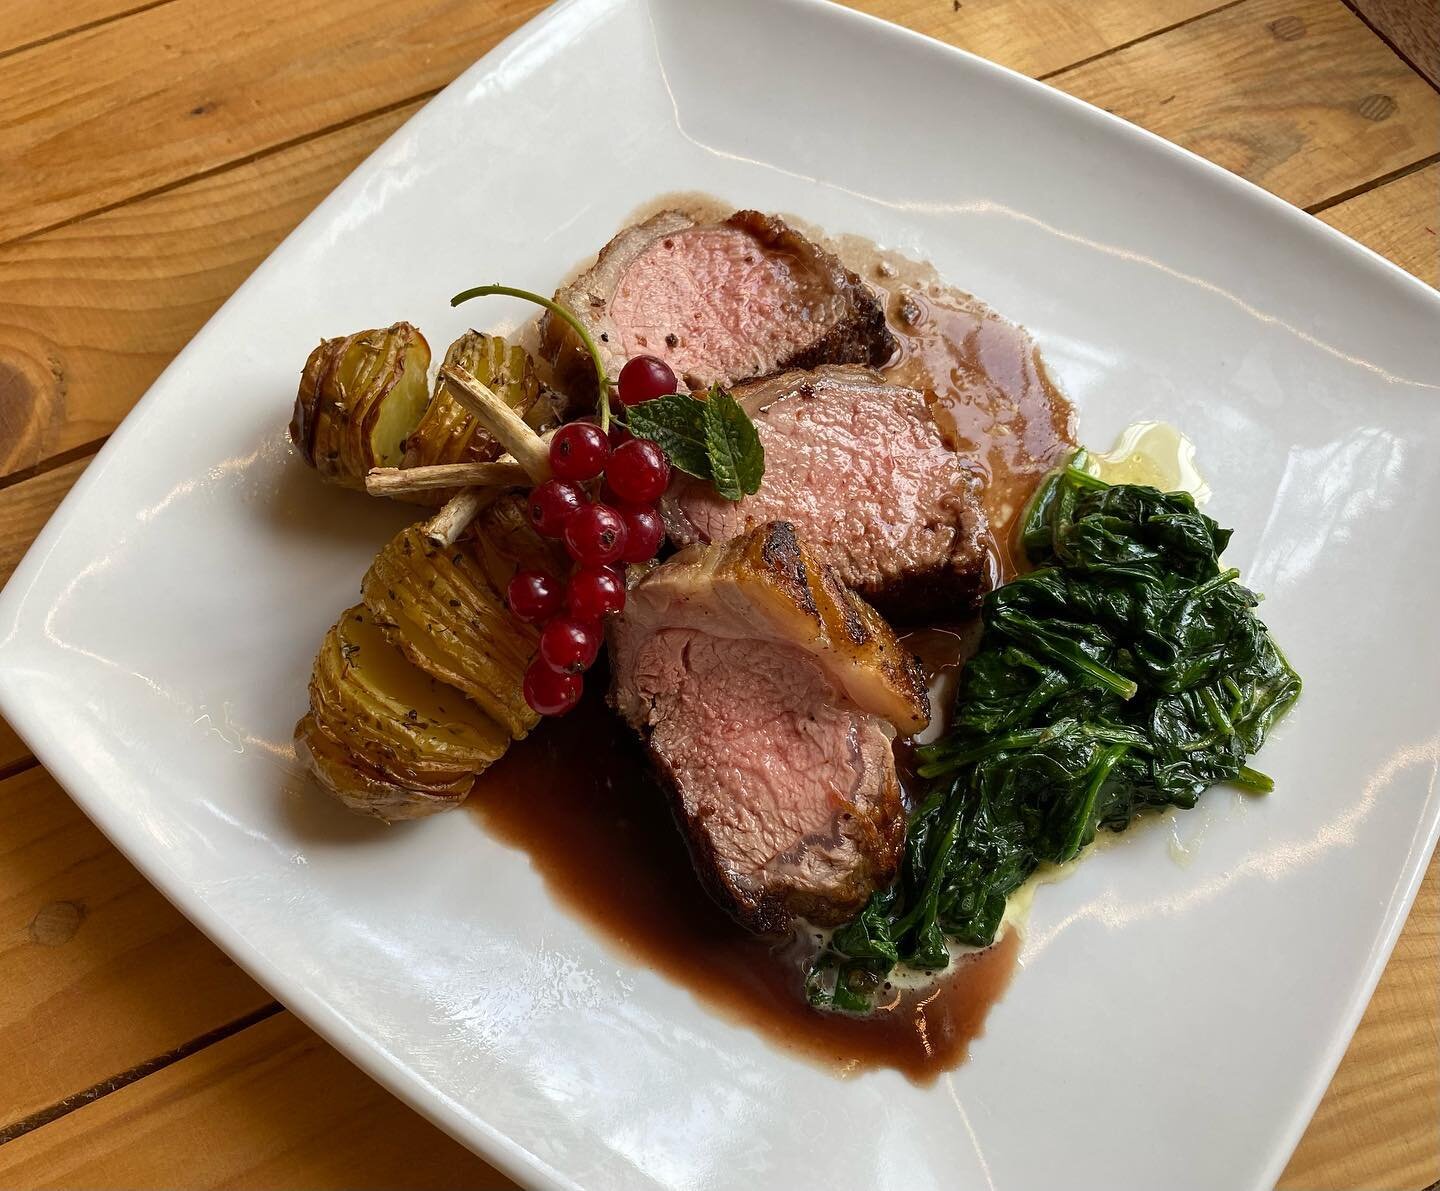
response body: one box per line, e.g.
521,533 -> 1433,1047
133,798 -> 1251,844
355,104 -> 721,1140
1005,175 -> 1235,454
2,1 -> 1438,1187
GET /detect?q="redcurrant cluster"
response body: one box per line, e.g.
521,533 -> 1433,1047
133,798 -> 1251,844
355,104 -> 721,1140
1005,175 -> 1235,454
507,354 -> 679,716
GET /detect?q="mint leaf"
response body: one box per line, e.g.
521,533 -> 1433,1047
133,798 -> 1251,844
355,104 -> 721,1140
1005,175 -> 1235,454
624,393 -> 711,479
702,387 -> 764,501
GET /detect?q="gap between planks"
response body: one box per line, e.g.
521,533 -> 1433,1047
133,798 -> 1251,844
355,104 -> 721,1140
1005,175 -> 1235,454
0,437 -> 110,497
1340,0 -> 1440,96
1307,149 -> 1440,214
0,0 -> 178,65
0,0 -> 1380,257
1035,0 -> 1247,79
0,1004 -> 283,1146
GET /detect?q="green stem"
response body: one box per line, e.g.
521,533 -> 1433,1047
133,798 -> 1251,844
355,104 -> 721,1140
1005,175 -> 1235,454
1061,745 -> 1126,861
452,284 -> 613,431
994,610 -> 1139,698
1198,686 -> 1234,736
1063,462 -> 1110,491
1233,765 -> 1274,793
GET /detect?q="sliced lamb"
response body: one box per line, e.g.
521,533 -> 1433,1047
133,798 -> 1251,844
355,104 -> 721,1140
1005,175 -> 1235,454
609,522 -> 929,932
542,209 -> 894,400
662,365 -> 991,620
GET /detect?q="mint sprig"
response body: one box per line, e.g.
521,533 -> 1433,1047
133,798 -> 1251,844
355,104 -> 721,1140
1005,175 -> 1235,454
623,392 -> 711,476
702,387 -> 764,501
624,386 -> 764,502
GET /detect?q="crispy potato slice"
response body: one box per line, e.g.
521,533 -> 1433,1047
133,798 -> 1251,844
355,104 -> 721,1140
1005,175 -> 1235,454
295,712 -> 470,821
310,605 -> 510,781
362,526 -> 540,738
401,331 -> 557,480
298,602 -> 515,821
290,322 -> 432,489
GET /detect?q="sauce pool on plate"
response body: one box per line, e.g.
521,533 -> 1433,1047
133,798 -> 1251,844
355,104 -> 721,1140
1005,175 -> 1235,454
467,212 -> 1079,1079
471,690 -> 1019,1082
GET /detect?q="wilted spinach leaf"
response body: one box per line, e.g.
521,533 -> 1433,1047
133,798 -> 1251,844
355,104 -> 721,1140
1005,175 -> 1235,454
807,453 -> 1301,1012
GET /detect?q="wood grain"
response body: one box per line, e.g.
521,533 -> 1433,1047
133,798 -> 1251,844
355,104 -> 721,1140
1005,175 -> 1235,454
0,766 -> 271,1125
0,712 -> 27,775
0,460 -> 89,589
1053,0 -> 1440,209
0,0 -> 543,247
1280,848 -> 1440,1190
841,0 -> 1223,79
0,1010 -> 514,1190
0,101 -> 418,480
3,0 -> 1430,492
1319,160 -> 1440,283
1351,0 -> 1440,88
0,0 -> 167,58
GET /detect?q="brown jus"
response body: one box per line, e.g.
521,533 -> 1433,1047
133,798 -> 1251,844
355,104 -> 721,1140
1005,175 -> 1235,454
470,688 -> 1017,1082
463,207 -> 1068,1075
828,231 -> 1077,581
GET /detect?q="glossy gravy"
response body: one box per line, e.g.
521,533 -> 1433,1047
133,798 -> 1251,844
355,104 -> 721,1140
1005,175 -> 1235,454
470,210 -> 1075,1080
471,686 -> 1017,1083
851,242 -> 1077,580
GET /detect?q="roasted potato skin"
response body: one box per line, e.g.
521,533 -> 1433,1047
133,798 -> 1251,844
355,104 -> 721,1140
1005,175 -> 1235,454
399,330 -> 561,504
295,503 -> 562,821
289,322 -> 431,489
295,713 -> 470,821
362,524 -> 541,738
298,605 -> 513,821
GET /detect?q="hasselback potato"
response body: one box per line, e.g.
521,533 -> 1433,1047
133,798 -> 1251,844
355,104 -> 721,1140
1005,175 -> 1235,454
362,524 -> 540,738
295,496 -> 563,822
290,322 -> 432,489
298,603 -> 504,820
401,331 -> 558,486
288,324 -> 561,500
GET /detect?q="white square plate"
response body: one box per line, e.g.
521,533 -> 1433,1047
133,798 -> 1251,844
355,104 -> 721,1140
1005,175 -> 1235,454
2,1 -> 1437,1187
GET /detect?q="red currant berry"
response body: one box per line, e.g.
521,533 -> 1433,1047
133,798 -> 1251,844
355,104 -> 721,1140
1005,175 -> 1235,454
607,422 -> 633,449
548,422 -> 610,482
538,617 -> 602,674
563,502 -> 628,566
567,567 -> 626,620
607,439 -> 671,504
528,479 -> 585,537
523,659 -> 583,716
619,505 -> 665,563
617,355 -> 678,407
507,570 -> 562,623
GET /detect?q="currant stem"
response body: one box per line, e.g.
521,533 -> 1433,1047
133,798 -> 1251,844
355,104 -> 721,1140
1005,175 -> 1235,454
451,283 -> 614,431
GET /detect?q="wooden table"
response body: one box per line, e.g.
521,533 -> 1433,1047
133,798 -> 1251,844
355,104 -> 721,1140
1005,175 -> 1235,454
0,1 -> 1435,1186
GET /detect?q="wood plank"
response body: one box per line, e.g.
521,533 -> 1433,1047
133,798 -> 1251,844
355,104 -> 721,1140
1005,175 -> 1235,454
1319,161 -> 1440,285
0,459 -> 90,589
1282,848 -> 1440,1190
1053,0 -> 1440,209
0,720 -> 28,775
0,0 -> 542,246
841,0 -> 1222,79
0,1 -> 170,58
0,766 -> 272,1125
0,101 -> 418,480
0,1010 -> 513,1190
1351,0 -> 1440,89
4,0 -> 1433,489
